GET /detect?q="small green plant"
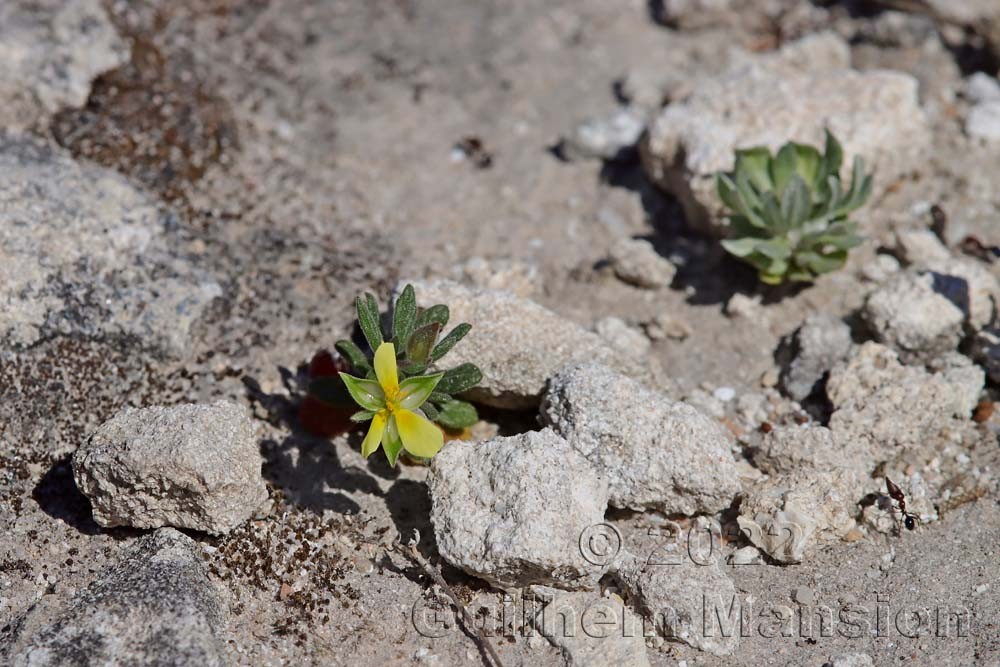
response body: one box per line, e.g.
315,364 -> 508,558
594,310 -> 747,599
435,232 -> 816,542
715,130 -> 871,285
310,285 -> 483,463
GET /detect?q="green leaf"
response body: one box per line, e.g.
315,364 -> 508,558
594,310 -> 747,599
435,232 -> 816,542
356,294 -> 384,351
421,402 -> 439,421
792,143 -> 821,189
820,129 -> 843,180
436,363 -> 483,394
338,373 -> 386,411
736,147 -> 773,192
429,391 -> 452,404
770,143 -> 797,194
780,175 -> 810,228
761,192 -> 785,232
717,174 -> 745,215
309,376 -> 353,407
335,339 -> 372,373
721,237 -> 763,258
398,360 -> 428,377
430,323 -> 472,362
392,284 -> 417,348
435,399 -> 479,430
399,373 -> 444,410
351,409 -> 376,422
415,304 -> 450,329
406,323 -> 441,364
383,416 -> 403,466
755,237 -> 792,261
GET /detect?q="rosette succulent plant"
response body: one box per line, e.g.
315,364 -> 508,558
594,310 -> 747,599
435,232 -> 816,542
715,130 -> 872,284
309,285 -> 482,464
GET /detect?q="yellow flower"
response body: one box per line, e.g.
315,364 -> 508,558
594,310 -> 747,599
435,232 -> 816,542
339,342 -> 444,466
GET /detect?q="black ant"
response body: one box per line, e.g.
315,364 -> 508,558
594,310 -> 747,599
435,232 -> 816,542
885,478 -> 918,532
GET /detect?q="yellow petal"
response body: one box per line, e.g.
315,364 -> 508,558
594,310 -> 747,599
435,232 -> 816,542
361,411 -> 388,458
373,342 -> 398,394
395,409 -> 444,458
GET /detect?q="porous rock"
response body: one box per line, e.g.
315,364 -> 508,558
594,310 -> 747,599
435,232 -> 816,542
608,237 -> 677,289
862,271 -> 965,365
530,588 -> 650,667
0,0 -> 128,129
738,466 -> 871,563
73,401 -> 267,535
0,132 -> 221,356
3,528 -> 227,667
826,342 -> 982,458
642,32 -> 928,235
428,429 -> 610,590
540,363 -> 740,515
615,546 -> 738,656
594,317 -> 650,357
560,108 -> 646,161
401,279 -> 653,408
780,314 -> 853,401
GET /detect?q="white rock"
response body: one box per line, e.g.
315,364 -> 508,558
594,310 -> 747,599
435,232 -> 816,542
608,238 -> 676,289
827,342 -> 983,459
451,256 -> 542,298
561,108 -> 646,161
595,317 -> 650,356
0,0 -> 128,129
616,550 -> 738,656
540,363 -> 740,515
894,229 -> 951,265
781,314 -> 853,401
643,312 -> 692,340
73,401 -> 267,535
531,588 -> 650,667
830,652 -> 875,667
753,425 -> 873,476
862,271 -> 965,364
641,32 -> 928,235
0,132 -> 221,356
965,73 -> 1000,104
401,280 -> 653,408
967,101 -> 1000,141
738,466 -> 871,563
725,293 -> 765,322
428,429 -> 610,590
3,529 -> 227,666
859,254 -> 900,282
921,257 -> 1000,332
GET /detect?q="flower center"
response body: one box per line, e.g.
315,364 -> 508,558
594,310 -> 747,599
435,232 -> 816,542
384,386 -> 401,413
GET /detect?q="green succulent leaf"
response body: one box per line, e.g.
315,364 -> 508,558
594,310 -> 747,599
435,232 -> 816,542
715,131 -> 871,285
335,339 -> 372,374
392,284 -> 417,348
736,147 -> 773,192
435,399 -> 479,430
339,373 -> 386,412
356,294 -> 384,351
406,322 -> 441,364
415,304 -> 450,329
430,323 -> 472,362
421,402 -> 440,421
436,363 -> 483,394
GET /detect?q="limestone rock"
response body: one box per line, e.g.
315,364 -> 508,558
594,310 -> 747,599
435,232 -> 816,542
73,401 -> 267,535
